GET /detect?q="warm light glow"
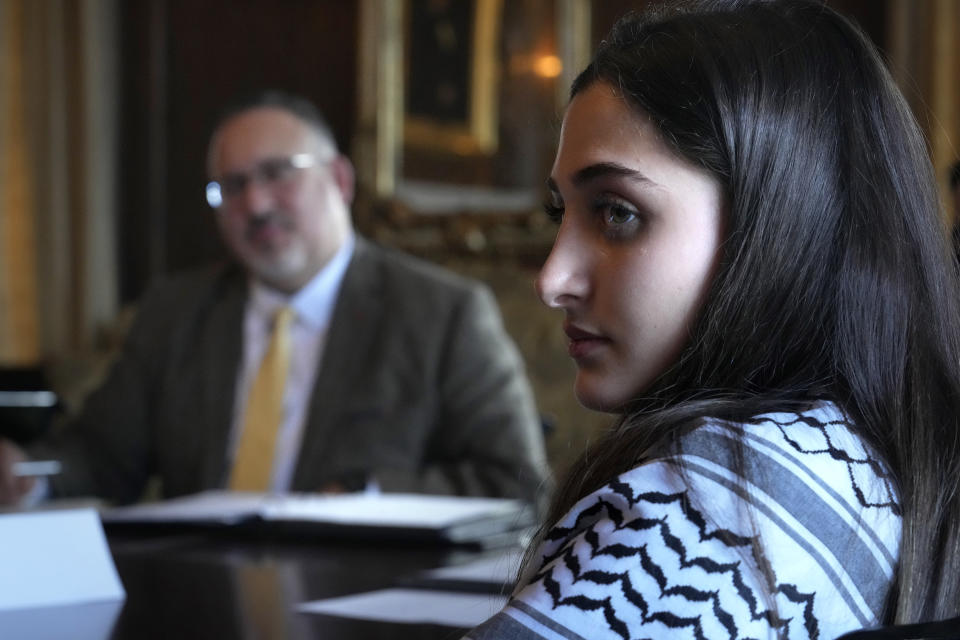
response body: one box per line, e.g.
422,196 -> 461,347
532,55 -> 563,78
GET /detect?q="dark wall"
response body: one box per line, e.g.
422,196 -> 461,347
118,0 -> 358,303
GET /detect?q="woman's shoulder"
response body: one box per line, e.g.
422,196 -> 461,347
673,401 -> 901,519
635,401 -> 902,583
545,402 -> 901,556
495,402 -> 902,640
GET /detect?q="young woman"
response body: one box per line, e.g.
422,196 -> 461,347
468,1 -> 960,638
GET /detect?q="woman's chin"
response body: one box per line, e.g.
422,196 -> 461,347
574,381 -> 627,414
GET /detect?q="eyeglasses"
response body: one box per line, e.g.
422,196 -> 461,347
206,153 -> 316,208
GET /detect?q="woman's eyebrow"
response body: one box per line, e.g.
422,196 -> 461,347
572,161 -> 657,187
546,162 -> 659,194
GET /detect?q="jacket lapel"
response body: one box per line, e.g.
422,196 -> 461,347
292,237 -> 384,489
198,268 -> 248,489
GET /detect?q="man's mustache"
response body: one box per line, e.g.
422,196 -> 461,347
245,212 -> 293,239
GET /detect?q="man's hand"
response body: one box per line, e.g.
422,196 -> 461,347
0,438 -> 35,505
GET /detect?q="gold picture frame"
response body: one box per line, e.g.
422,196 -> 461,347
354,0 -> 591,205
402,0 -> 502,156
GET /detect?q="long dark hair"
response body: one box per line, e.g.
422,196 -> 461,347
542,0 -> 960,624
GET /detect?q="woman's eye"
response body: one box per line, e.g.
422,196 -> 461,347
593,196 -> 641,228
543,198 -> 565,224
589,195 -> 645,240
604,203 -> 636,225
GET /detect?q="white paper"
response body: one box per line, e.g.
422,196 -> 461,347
0,509 -> 126,611
261,492 -> 521,528
297,588 -> 507,627
99,491 -> 264,525
103,490 -> 523,529
420,547 -> 524,584
0,600 -> 123,640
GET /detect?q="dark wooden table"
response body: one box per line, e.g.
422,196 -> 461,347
3,529 -> 515,640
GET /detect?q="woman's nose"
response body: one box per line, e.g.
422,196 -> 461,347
535,223 -> 590,309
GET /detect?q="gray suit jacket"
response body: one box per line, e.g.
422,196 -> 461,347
38,237 -> 549,506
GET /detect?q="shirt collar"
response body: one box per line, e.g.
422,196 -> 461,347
248,232 -> 356,330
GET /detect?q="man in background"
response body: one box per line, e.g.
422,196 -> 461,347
0,91 -> 549,507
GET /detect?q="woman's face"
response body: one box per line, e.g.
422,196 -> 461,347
537,82 -> 725,411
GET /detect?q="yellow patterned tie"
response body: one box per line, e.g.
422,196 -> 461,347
229,306 -> 294,491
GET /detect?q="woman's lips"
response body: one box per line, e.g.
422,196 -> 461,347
564,323 -> 610,359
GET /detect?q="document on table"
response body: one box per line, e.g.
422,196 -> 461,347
297,588 -> 508,628
299,548 -> 521,626
101,490 -> 533,544
0,508 -> 126,611
402,547 -> 524,593
0,601 -> 124,640
421,547 -> 523,582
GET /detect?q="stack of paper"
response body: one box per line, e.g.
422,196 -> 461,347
402,547 -> 524,593
101,490 -> 533,545
297,589 -> 507,628
0,509 -> 125,611
0,509 -> 125,639
297,548 -> 524,628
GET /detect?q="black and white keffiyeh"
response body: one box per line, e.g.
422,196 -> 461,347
467,403 -> 901,640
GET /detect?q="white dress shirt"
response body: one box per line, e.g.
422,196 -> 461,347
228,233 -> 355,492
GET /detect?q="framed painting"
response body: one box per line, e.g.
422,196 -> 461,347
404,0 -> 502,156
355,0 -> 592,210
